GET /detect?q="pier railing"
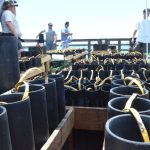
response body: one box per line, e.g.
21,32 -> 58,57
22,38 -> 131,52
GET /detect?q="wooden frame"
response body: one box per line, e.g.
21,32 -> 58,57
41,106 -> 107,150
41,107 -> 74,150
74,107 -> 107,131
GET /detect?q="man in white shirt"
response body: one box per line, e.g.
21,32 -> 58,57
132,8 -> 150,54
59,21 -> 73,49
1,0 -> 23,54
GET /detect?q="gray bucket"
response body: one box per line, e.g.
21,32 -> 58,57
105,114 -> 150,150
110,86 -> 149,100
107,96 -> 150,119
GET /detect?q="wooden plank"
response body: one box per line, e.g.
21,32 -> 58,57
46,50 -> 57,54
46,52 -> 87,61
73,52 -> 87,60
74,107 -> 107,131
64,55 -> 73,60
41,107 -> 75,150
92,51 -> 110,55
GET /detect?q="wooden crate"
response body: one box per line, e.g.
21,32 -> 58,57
41,106 -> 107,150
20,55 -> 50,79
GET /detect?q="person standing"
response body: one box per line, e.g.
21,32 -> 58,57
37,22 -> 57,50
59,21 -> 73,49
0,0 -> 22,93
1,0 -> 23,55
131,8 -> 150,54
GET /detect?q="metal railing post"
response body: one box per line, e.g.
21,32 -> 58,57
88,40 -> 91,59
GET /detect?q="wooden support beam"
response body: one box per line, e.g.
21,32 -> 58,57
41,55 -> 51,64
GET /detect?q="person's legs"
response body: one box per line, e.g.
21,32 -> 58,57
144,43 -> 150,53
60,41 -> 67,50
53,43 -> 56,50
133,42 -> 143,52
49,41 -> 56,50
65,42 -> 69,48
148,43 -> 150,54
143,43 -> 150,58
46,42 -> 50,51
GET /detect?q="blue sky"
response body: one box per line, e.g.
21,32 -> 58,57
0,0 -> 149,39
